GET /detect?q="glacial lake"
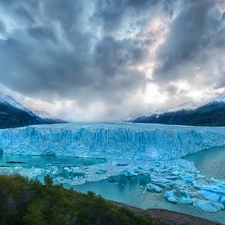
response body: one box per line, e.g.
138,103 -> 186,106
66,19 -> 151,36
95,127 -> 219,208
73,146 -> 225,224
0,146 -> 225,224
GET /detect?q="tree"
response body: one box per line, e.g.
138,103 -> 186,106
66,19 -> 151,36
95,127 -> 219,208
44,174 -> 53,187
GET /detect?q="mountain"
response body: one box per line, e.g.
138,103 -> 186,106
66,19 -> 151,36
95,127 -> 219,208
133,93 -> 225,126
0,92 -> 46,129
32,109 -> 66,124
124,103 -> 199,122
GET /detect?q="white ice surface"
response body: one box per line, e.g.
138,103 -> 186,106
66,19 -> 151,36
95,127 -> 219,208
1,123 -> 225,160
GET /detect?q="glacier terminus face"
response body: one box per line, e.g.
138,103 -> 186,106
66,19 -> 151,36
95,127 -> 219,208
1,122 -> 225,160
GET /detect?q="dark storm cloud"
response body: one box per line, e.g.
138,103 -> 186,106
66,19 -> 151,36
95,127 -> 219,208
0,0 -> 157,110
1,0 -> 224,120
165,84 -> 178,96
92,0 -> 176,33
15,5 -> 35,24
92,0 -> 154,31
153,0 -> 225,85
27,26 -> 58,44
94,36 -> 148,76
0,21 -> 5,35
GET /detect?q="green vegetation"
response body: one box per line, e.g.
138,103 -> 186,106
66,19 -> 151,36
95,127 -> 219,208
0,174 -> 165,225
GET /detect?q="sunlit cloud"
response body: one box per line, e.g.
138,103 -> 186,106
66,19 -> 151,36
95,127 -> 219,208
144,83 -> 169,104
219,2 -> 225,13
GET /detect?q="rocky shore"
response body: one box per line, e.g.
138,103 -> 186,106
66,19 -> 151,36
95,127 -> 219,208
113,202 -> 224,225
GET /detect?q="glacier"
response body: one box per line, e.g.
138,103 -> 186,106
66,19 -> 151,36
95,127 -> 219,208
1,122 -> 225,216
0,123 -> 225,160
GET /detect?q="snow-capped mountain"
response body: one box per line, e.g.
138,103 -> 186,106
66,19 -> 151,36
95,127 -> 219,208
201,93 -> 225,105
32,109 -> 66,124
0,92 -> 33,114
145,102 -> 200,118
124,103 -> 199,122
166,102 -> 200,112
133,93 -> 225,126
0,92 -> 45,128
209,93 -> 225,103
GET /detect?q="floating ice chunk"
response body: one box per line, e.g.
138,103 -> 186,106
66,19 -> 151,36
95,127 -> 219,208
166,175 -> 178,179
192,198 -> 224,212
198,190 -> 225,203
123,170 -> 135,177
151,175 -> 169,183
181,197 -> 192,204
95,169 -> 107,174
198,190 -> 220,202
181,190 -> 192,204
64,167 -> 72,172
146,183 -> 162,193
193,181 -> 225,195
181,174 -> 194,183
181,190 -> 191,198
172,171 -> 180,176
221,195 -> 225,203
164,190 -> 177,203
210,177 -> 225,186
197,174 -> 205,179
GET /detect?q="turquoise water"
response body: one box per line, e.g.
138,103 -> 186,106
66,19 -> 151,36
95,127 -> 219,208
72,175 -> 225,224
0,154 -> 106,182
184,146 -> 225,180
0,147 -> 225,223
0,154 -> 106,167
71,146 -> 225,224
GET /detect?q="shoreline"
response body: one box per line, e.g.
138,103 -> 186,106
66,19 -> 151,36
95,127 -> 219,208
112,201 -> 224,225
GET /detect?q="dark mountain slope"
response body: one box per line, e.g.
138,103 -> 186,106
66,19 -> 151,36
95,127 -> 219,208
0,103 -> 45,129
134,102 -> 225,126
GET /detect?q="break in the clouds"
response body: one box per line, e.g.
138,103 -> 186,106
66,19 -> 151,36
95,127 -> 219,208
0,0 -> 225,121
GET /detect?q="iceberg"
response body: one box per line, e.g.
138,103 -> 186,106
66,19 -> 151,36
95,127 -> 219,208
164,190 -> 178,203
146,183 -> 162,193
192,198 -> 224,212
1,123 -> 225,160
198,190 -> 225,203
180,190 -> 192,204
164,189 -> 193,205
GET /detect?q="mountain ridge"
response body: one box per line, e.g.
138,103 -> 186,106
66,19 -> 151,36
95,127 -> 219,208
31,109 -> 66,124
0,92 -> 65,128
133,93 -> 225,126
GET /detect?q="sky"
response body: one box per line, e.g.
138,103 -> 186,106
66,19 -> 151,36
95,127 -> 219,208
0,0 -> 225,121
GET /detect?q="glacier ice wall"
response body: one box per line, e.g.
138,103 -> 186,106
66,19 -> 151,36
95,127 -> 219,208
0,123 -> 225,160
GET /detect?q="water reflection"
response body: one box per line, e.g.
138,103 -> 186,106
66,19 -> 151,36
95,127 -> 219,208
0,154 -> 106,168
184,146 -> 225,180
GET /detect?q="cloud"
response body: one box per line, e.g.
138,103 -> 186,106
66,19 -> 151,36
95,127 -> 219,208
0,0 -> 224,120
0,0 -> 155,119
153,0 -> 225,86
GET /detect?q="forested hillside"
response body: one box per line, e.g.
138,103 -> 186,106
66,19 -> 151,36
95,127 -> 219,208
0,174 -> 165,225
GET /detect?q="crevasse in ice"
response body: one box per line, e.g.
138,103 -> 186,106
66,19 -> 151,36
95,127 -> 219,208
0,122 -> 225,160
